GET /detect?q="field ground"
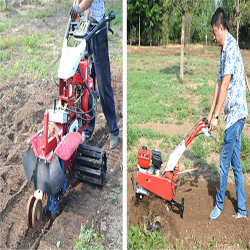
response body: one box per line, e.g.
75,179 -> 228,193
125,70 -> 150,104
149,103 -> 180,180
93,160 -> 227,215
0,0 -> 123,249
127,45 -> 250,249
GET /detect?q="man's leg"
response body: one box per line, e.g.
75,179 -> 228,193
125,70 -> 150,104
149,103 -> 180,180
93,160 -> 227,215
231,119 -> 247,217
210,122 -> 236,219
91,25 -> 119,139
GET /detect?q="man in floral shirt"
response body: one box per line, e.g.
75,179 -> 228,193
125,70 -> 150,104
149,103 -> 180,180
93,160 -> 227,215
207,7 -> 248,220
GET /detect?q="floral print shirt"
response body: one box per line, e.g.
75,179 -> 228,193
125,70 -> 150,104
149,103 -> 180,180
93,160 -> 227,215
218,31 -> 248,130
84,0 -> 105,22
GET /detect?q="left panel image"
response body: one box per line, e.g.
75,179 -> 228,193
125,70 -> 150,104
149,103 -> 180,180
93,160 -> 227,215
0,0 -> 123,248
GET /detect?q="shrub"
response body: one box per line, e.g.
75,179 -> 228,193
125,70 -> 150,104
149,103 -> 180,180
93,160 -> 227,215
127,224 -> 166,249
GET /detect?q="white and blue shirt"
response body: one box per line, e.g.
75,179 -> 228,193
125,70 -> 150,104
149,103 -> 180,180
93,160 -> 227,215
84,0 -> 105,22
218,31 -> 248,130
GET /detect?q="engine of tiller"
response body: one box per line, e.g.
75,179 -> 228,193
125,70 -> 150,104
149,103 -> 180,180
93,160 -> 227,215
133,146 -> 184,218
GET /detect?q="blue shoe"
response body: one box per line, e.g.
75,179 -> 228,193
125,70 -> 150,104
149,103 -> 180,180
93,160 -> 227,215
210,205 -> 222,220
232,212 -> 246,219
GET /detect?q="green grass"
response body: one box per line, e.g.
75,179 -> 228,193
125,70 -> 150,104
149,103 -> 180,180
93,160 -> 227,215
127,51 -> 250,175
26,8 -> 55,20
105,0 -> 123,30
0,20 -> 12,33
127,224 -> 166,250
74,223 -> 105,250
0,4 -> 63,82
127,54 -> 217,125
191,136 -> 211,159
241,133 -> 250,173
0,35 -> 57,81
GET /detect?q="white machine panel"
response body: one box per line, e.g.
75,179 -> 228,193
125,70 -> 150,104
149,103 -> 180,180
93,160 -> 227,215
48,110 -> 68,124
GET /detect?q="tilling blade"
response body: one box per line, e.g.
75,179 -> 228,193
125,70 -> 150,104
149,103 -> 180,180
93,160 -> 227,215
49,156 -> 66,196
22,145 -> 37,184
34,159 -> 52,195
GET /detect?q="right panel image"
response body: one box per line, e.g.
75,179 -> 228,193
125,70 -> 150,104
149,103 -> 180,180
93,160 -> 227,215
127,0 -> 250,249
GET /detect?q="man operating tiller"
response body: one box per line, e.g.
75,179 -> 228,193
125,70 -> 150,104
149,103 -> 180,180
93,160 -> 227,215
208,7 -> 248,220
70,0 -> 119,149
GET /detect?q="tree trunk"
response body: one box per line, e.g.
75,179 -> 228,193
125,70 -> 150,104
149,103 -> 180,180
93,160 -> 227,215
188,13 -> 190,60
237,19 -> 239,44
5,0 -> 7,8
206,34 -> 207,52
236,0 -> 239,44
248,29 -> 250,50
150,22 -> 152,46
130,22 -> 132,46
180,12 -> 185,79
139,14 -> 140,47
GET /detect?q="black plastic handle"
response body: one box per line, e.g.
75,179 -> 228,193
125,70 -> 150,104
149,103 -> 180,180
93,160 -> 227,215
85,12 -> 116,43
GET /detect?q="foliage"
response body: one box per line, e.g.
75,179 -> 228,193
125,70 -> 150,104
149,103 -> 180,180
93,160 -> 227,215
74,223 -> 105,250
128,0 -> 250,48
241,133 -> 250,173
0,20 -> 11,33
108,183 -> 123,204
127,0 -> 164,45
211,127 -> 224,153
191,135 -> 211,159
105,0 -> 123,30
127,224 -> 166,249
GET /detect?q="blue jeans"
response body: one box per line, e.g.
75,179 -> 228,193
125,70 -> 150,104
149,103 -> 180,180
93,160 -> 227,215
84,24 -> 119,137
216,118 -> 247,216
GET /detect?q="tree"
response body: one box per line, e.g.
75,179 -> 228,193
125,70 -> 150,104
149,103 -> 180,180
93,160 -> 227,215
127,0 -> 148,46
240,0 -> 250,48
147,0 -> 164,46
234,0 -> 246,43
171,0 -> 202,79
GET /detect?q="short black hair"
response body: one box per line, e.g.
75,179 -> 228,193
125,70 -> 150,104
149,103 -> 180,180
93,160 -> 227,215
211,7 -> 227,29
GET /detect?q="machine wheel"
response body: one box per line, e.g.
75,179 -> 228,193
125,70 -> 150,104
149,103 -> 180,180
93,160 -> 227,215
26,195 -> 36,228
32,198 -> 43,231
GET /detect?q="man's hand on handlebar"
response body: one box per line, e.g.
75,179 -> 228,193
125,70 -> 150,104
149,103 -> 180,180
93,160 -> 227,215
210,117 -> 218,131
70,5 -> 81,21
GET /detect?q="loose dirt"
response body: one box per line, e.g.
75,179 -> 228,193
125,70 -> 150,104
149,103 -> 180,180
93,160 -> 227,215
128,171 -> 250,249
0,2 -> 123,249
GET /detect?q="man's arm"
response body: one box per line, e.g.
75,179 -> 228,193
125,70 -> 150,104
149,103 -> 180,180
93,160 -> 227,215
78,0 -> 94,13
207,80 -> 222,123
210,74 -> 231,131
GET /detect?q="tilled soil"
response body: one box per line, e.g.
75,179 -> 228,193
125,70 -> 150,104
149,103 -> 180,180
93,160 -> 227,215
0,60 -> 123,249
0,2 -> 123,247
128,170 -> 250,249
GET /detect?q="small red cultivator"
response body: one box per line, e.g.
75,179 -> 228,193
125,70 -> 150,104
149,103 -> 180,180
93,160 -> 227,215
132,119 -> 215,218
22,10 -> 115,231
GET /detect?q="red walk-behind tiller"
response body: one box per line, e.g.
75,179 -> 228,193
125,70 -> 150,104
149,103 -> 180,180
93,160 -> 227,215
132,118 -> 215,219
22,9 -> 115,231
